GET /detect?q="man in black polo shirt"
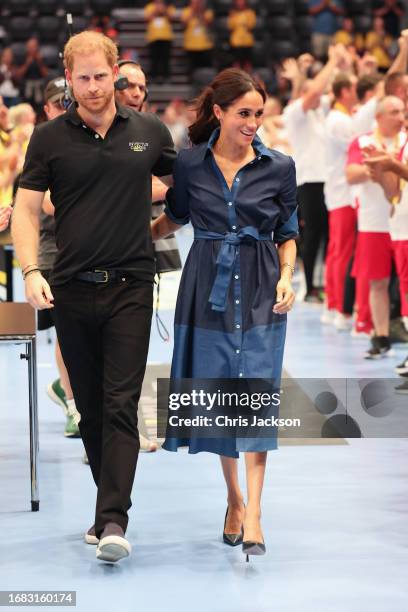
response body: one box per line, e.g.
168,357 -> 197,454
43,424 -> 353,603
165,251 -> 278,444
12,31 -> 176,563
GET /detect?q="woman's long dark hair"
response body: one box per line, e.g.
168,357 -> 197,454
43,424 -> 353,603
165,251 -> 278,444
189,68 -> 267,145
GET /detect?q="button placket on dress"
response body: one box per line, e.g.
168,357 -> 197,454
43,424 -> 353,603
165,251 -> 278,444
229,169 -> 244,378
210,155 -> 247,377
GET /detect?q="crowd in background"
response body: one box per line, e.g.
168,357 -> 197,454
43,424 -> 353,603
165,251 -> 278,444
0,1 -> 406,99
2,4 -> 408,379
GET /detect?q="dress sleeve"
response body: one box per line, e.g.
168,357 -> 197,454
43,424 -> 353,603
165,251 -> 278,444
274,209 -> 299,244
274,157 -> 298,244
164,151 -> 190,225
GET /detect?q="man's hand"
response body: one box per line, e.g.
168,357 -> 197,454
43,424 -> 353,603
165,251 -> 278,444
0,206 -> 12,232
25,272 -> 54,310
398,33 -> 408,50
336,44 -> 354,71
362,145 -> 396,172
329,43 -> 347,66
273,278 -> 295,314
367,163 -> 384,184
281,58 -> 300,82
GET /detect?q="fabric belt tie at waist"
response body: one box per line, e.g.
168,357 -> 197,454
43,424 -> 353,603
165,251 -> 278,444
194,227 -> 273,312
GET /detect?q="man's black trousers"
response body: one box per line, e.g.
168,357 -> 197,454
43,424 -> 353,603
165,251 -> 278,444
52,277 -> 153,539
297,182 -> 328,294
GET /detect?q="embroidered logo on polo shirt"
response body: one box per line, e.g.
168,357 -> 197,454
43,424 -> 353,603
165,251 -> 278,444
129,142 -> 149,152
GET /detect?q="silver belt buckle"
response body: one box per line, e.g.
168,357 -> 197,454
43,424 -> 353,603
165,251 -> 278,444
94,269 -> 109,283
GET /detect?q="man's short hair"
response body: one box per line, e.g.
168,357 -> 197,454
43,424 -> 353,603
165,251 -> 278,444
64,30 -> 118,72
356,74 -> 381,102
376,95 -> 403,116
332,73 -> 353,100
384,72 -> 405,96
118,59 -> 143,71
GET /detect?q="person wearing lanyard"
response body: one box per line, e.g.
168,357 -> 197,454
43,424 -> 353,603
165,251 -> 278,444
11,31 -> 176,563
152,68 -> 298,561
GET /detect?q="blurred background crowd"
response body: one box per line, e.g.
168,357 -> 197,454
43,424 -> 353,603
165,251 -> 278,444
1,0 -> 407,111
2,0 -> 408,377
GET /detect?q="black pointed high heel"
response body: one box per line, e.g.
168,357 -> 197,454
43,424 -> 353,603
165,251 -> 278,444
242,540 -> 266,561
223,506 -> 244,546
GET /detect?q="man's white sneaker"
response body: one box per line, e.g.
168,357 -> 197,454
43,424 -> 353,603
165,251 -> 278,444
96,523 -> 131,563
84,525 -> 99,545
320,308 -> 336,325
334,312 -> 352,331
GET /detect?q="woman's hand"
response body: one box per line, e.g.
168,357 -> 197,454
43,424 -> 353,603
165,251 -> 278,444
273,277 -> 295,314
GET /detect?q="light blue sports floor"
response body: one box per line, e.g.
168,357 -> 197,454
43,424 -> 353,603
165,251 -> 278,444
1,228 -> 408,612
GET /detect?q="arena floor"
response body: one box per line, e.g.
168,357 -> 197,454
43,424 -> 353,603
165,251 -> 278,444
1,228 -> 407,612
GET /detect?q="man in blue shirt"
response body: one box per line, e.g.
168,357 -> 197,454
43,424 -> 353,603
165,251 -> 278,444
309,0 -> 344,59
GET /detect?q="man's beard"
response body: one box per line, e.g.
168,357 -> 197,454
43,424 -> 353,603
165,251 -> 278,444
73,89 -> 114,115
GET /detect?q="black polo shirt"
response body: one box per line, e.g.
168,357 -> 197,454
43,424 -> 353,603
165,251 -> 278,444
19,103 -> 176,285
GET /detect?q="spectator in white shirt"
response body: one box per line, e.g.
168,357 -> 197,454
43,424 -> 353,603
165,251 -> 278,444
346,96 -> 406,358
323,70 -> 386,328
284,45 -> 345,302
363,136 -> 408,381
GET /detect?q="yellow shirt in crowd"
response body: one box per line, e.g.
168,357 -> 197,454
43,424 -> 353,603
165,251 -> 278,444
144,3 -> 176,43
228,9 -> 256,48
365,31 -> 393,69
181,7 -> 214,51
333,30 -> 365,53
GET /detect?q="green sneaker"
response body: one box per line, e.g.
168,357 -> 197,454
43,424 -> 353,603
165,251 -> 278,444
47,378 -> 68,416
64,404 -> 81,438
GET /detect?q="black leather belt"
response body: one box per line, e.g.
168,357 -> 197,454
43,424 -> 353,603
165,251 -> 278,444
75,270 -> 127,284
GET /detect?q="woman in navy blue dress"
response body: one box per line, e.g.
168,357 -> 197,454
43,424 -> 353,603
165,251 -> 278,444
152,69 -> 298,559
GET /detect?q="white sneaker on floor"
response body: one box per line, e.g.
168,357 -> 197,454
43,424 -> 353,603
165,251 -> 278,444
84,525 -> 99,545
96,524 -> 131,563
334,312 -> 352,331
320,308 -> 336,325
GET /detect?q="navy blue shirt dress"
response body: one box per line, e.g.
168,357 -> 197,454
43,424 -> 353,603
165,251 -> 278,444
162,129 -> 298,457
